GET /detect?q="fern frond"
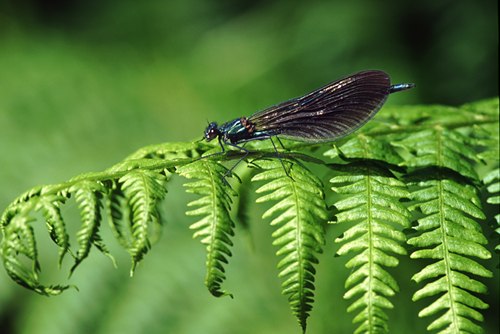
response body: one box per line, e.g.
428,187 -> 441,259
177,160 -> 236,297
0,96 -> 498,332
119,169 -> 168,274
252,159 -> 327,332
69,180 -> 114,275
328,162 -> 410,333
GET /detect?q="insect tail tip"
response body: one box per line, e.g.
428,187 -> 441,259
389,83 -> 415,94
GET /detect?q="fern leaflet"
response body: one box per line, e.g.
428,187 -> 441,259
70,180 -> 114,274
326,135 -> 410,334
394,127 -> 493,333
178,160 -> 236,297
119,169 -> 168,274
105,184 -> 134,249
252,159 -> 327,332
34,193 -> 70,267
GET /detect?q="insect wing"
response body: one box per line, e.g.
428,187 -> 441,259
249,70 -> 391,142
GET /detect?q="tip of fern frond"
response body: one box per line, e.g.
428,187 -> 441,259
130,261 -> 139,277
210,289 -> 234,299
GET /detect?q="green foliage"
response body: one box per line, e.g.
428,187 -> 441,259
70,180 -> 110,275
327,161 -> 411,333
1,159 -> 170,295
390,101 -> 496,333
252,159 -> 327,331
0,98 -> 498,333
119,169 -> 168,273
178,160 -> 237,297
407,176 -> 491,333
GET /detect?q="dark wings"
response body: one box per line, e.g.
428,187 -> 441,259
248,70 -> 391,142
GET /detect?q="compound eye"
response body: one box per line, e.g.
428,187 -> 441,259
205,123 -> 219,141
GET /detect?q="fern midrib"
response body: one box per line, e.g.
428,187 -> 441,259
435,128 -> 459,332
206,161 -> 220,280
361,135 -> 376,330
290,171 -> 306,318
5,152 -> 320,209
139,172 -> 152,230
7,158 -> 189,208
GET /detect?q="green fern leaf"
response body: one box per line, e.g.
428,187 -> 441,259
34,193 -> 70,267
105,184 -> 134,249
119,169 -> 167,274
325,131 -> 411,333
407,176 -> 492,333
178,160 -> 236,297
389,111 -> 494,332
1,204 -> 70,295
69,180 -> 114,274
329,162 -> 410,334
252,159 -> 327,332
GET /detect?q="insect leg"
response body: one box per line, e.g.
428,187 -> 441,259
275,136 -> 288,150
218,136 -> 226,153
270,137 -> 293,180
223,141 -> 250,178
197,135 -> 226,160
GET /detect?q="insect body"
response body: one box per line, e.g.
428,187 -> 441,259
205,70 -> 414,151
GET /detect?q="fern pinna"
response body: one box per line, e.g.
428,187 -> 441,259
328,161 -> 411,333
0,98 -> 498,333
252,159 -> 328,331
393,123 -> 493,333
178,160 -> 237,297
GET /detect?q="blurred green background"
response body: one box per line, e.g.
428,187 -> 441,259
0,1 -> 498,333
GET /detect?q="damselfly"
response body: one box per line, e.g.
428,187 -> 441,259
205,70 -> 414,154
